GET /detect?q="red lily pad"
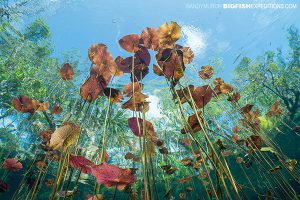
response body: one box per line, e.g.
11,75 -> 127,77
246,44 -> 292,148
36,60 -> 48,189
91,162 -> 136,190
69,154 -> 94,174
128,117 -> 154,137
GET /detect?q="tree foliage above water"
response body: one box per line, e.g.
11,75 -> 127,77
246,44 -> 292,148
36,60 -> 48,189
234,26 -> 300,121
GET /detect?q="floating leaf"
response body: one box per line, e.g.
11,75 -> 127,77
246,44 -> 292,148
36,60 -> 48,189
122,92 -> 149,111
60,63 -> 74,80
285,159 -> 297,171
131,64 -> 149,82
115,56 -> 132,73
36,161 -> 46,170
88,44 -> 119,76
161,164 -> 171,170
51,105 -> 63,114
220,83 -> 233,94
199,66 -> 214,79
119,34 -> 140,53
2,158 -> 23,172
236,157 -> 244,164
159,147 -> 168,155
125,152 -> 135,160
175,44 -> 194,64
179,193 -> 186,199
269,165 -> 282,173
181,157 -> 192,166
156,48 -> 185,81
157,21 -> 181,48
181,138 -> 192,146
181,111 -> 203,134
141,27 -> 160,51
267,101 -> 283,118
123,82 -> 143,97
153,64 -> 163,76
39,129 -> 53,142
85,194 -> 104,200
91,162 -> 136,190
228,92 -> 241,102
174,85 -> 194,104
156,139 -> 165,147
31,99 -> 49,111
166,168 -> 177,175
216,139 -> 226,151
80,75 -> 103,101
246,135 -> 262,150
240,104 -> 254,114
134,46 -> 151,66
191,85 -> 213,109
103,88 -> 123,103
213,77 -> 224,86
12,95 -> 34,114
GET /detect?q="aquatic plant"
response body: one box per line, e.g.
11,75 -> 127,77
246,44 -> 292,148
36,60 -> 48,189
0,18 -> 299,200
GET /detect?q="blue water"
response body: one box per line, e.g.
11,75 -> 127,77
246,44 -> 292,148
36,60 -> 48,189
29,0 -> 300,82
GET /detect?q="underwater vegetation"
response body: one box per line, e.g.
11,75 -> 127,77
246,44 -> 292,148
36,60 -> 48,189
0,5 -> 300,200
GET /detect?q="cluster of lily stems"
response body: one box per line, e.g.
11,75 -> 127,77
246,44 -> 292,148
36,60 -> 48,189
1,22 -> 300,200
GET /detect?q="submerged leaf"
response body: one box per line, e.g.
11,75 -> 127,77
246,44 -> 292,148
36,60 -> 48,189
51,105 -> 63,114
60,63 -> 74,80
246,135 -> 263,150
49,123 -> 81,150
220,83 -> 233,94
181,157 -> 193,166
267,101 -> 283,118
69,155 -> 94,174
181,111 -> 203,134
91,162 -> 136,190
2,158 -> 23,172
0,179 -> 9,192
39,130 -> 53,142
127,117 -> 154,137
269,165 -> 282,173
123,82 -> 143,97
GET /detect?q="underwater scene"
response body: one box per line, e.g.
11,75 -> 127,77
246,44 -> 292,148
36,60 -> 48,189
0,0 -> 300,199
